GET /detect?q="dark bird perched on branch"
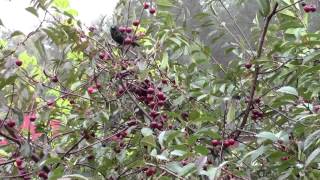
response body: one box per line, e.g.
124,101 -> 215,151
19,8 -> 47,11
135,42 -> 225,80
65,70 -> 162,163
110,25 -> 139,47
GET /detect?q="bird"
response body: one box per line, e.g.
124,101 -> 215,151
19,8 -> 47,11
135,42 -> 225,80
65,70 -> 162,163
110,25 -> 139,47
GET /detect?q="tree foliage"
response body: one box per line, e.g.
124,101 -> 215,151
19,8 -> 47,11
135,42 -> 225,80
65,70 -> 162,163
1,0 -> 320,179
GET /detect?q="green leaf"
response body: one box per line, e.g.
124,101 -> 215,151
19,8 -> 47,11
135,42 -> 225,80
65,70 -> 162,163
178,163 -> 197,176
227,100 -> 236,122
49,166 -> 63,180
195,145 -> 209,155
53,0 -> 70,9
257,0 -> 270,17
256,131 -> 278,142
141,128 -> 153,136
303,51 -> 320,64
62,174 -> 89,180
304,130 -> 320,151
10,31 -> 24,38
240,146 -> 266,163
25,7 -> 38,17
277,86 -> 298,96
305,148 -> 320,167
157,0 -> 175,8
160,52 -> 169,70
141,135 -> 156,147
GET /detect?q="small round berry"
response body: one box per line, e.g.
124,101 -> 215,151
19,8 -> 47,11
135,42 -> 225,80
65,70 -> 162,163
228,138 -> 235,146
15,60 -> 23,66
119,26 -> 126,33
51,76 -> 58,83
7,120 -> 16,128
124,37 -> 133,45
89,26 -> 96,32
281,156 -> 289,161
143,2 -> 150,9
15,158 -> 23,167
149,7 -> 156,14
126,27 -> 132,33
87,87 -> 96,94
133,20 -> 140,26
244,63 -> 252,69
150,121 -> 158,129
147,87 -> 155,94
181,160 -> 188,166
30,114 -> 37,122
211,139 -> 220,146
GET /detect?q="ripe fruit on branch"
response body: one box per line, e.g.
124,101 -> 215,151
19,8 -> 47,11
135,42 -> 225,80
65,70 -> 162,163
87,87 -> 96,94
99,51 -> 110,60
126,27 -> 132,33
15,59 -> 22,66
51,76 -> 58,83
147,87 -> 155,94
145,167 -> 157,177
303,4 -> 316,13
244,63 -> 252,69
133,20 -> 140,26
119,26 -> 126,33
149,7 -> 156,14
89,26 -> 96,32
143,2 -> 150,9
30,114 -> 37,122
124,37 -> 133,45
211,139 -> 221,146
16,158 -> 23,167
7,120 -> 16,128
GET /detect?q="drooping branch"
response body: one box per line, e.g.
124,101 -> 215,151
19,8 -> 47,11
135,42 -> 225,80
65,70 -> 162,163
233,3 -> 279,140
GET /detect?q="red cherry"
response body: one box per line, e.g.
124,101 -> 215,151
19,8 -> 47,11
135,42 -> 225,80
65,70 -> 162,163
228,138 -> 235,146
145,167 -> 156,176
150,110 -> 159,118
7,120 -> 16,128
150,121 -> 158,129
47,100 -> 55,106
149,7 -> 156,14
157,92 -> 166,100
124,37 -> 133,45
157,122 -> 163,130
15,60 -> 22,66
181,160 -> 188,166
51,76 -> 58,83
30,114 -> 37,122
161,79 -> 168,84
223,140 -> 231,147
119,26 -> 126,33
87,87 -> 96,94
147,94 -> 154,101
281,156 -> 289,161
99,51 -> 110,60
158,100 -> 165,106
126,27 -> 132,33
147,87 -> 155,94
133,20 -> 140,26
38,171 -> 48,179
244,63 -> 252,69
148,101 -> 156,108
16,158 -> 23,167
143,2 -> 150,9
89,26 -> 96,32
95,82 -> 102,89
121,131 -> 128,137
211,139 -> 220,146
